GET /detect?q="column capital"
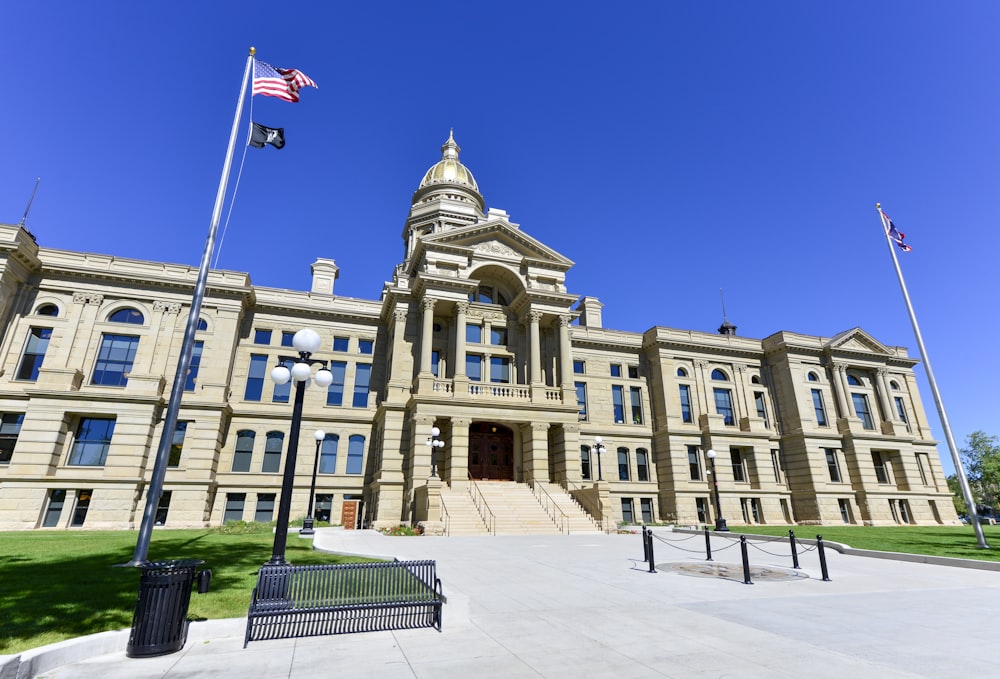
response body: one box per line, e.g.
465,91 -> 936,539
394,309 -> 408,324
455,300 -> 469,314
558,314 -> 573,327
153,300 -> 181,314
422,297 -> 437,312
528,310 -> 544,323
73,292 -> 104,305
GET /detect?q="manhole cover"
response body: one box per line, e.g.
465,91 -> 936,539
662,562 -> 809,582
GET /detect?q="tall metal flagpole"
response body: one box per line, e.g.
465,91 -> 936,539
127,47 -> 257,565
876,203 -> 988,549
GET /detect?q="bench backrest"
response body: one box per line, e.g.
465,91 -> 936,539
254,560 -> 438,609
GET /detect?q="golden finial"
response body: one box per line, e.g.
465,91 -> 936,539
249,46 -> 256,56
875,202 -> 881,209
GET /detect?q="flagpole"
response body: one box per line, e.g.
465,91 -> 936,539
127,47 -> 257,565
876,203 -> 988,548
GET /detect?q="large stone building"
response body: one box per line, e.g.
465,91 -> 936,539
0,133 -> 957,532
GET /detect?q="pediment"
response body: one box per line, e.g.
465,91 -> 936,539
826,327 -> 892,356
421,221 -> 574,268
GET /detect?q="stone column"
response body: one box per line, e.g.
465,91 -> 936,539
875,368 -> 894,420
733,365 -> 750,420
831,363 -> 852,419
528,310 -> 543,385
558,314 -> 574,400
448,418 -> 471,487
419,297 -> 436,375
454,301 -> 467,377
522,421 -> 550,484
387,309 -> 410,392
694,360 -> 711,414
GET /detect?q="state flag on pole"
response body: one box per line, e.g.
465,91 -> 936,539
252,59 -> 317,103
250,122 -> 285,149
884,213 -> 913,252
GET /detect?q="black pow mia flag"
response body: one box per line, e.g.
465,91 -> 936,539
250,122 -> 285,149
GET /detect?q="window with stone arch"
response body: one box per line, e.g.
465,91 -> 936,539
468,285 -> 509,306
107,307 -> 145,325
711,369 -> 729,381
807,372 -> 820,382
35,303 -> 59,317
676,367 -> 688,378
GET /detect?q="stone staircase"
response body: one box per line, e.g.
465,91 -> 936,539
438,481 -> 603,536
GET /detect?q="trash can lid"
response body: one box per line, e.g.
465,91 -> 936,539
139,559 -> 205,570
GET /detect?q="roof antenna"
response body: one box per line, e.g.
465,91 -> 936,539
18,178 -> 40,228
717,288 -> 736,335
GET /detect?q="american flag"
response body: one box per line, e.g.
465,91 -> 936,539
884,213 -> 913,252
252,59 -> 317,103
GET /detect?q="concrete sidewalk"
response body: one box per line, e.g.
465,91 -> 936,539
10,528 -> 1000,678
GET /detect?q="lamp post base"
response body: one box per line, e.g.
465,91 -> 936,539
714,518 -> 729,532
299,517 -> 315,536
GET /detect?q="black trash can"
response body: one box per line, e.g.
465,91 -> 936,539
126,559 -> 205,658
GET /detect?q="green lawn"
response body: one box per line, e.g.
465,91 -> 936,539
0,529 -> 372,655
731,524 -> 1000,562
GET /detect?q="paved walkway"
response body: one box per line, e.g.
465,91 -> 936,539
12,528 -> 1000,678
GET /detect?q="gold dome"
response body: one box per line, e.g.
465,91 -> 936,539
418,130 -> 479,191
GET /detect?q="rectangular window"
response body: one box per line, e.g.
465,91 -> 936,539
168,421 -> 188,467
466,324 -> 482,344
770,449 -> 782,483
679,385 -> 693,423
730,449 -> 746,483
872,451 -> 890,484
612,385 -> 625,423
489,327 -> 507,346
629,386 -> 644,424
184,340 -> 203,391
17,327 -> 52,381
346,435 -> 365,475
92,334 -> 139,386
688,446 -> 701,481
244,354 -> 269,401
811,389 -> 828,426
254,329 -> 272,345
232,430 -> 255,472
618,447 -> 630,481
314,493 -> 333,522
489,357 -> 510,383
575,382 -> 588,421
695,497 -> 708,523
741,498 -> 751,523
70,489 -> 93,527
353,364 -> 371,407
42,489 -> 66,527
889,499 -> 900,523
714,388 -> 735,426
838,499 -> 852,523
255,493 -> 276,522
262,432 -> 284,473
754,392 -> 768,427
359,339 -> 374,354
0,413 -> 25,464
894,396 -> 910,431
750,498 -> 762,523
620,497 -> 634,524
573,360 -> 585,374
581,445 -> 591,480
223,493 -> 245,523
610,364 -> 622,378
636,449 -> 649,481
431,350 -> 440,377
155,490 -> 172,526
272,358 -> 294,403
466,354 -> 482,382
825,448 -> 841,482
628,365 -> 640,379
640,498 -> 653,523
68,417 -> 116,466
853,393 -> 875,430
916,453 -> 930,486
319,435 -> 339,474
333,336 -> 349,352
280,331 -> 295,347
899,499 -> 911,524
326,361 -> 346,406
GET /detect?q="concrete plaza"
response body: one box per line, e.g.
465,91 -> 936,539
9,528 -> 1000,678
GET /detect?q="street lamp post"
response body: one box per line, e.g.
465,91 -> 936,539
706,449 -> 729,532
268,329 -> 333,564
300,429 -> 326,536
425,426 -> 445,477
593,436 -> 607,482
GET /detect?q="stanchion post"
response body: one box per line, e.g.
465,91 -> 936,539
643,526 -> 650,563
647,529 -> 656,573
704,526 -> 713,561
817,535 -> 831,582
789,530 -> 800,569
740,535 -> 753,585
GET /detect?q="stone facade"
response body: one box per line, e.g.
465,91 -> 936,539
0,134 -> 958,530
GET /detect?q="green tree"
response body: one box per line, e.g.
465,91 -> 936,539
959,431 -> 1000,513
947,474 -> 968,517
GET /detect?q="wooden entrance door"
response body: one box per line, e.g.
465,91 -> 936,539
468,423 -> 514,480
341,499 -> 359,530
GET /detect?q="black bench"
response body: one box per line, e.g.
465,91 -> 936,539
244,559 -> 442,647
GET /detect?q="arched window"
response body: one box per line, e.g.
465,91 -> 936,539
807,372 -> 819,382
108,307 -> 144,325
676,367 -> 688,378
319,434 -> 339,474
617,447 -> 630,481
197,318 -> 208,331
346,435 -> 365,475
469,285 -> 509,306
751,375 -> 761,384
232,430 -> 255,472
847,374 -> 863,386
35,303 -> 59,317
711,369 -> 728,381
890,380 -> 900,390
262,431 -> 284,473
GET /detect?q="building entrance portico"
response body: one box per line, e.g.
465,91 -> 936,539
468,422 -> 515,480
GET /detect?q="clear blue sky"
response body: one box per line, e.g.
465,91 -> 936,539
3,2 -> 998,475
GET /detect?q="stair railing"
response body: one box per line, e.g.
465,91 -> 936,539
562,478 -> 611,533
467,474 -> 496,535
529,479 -> 568,533
439,493 -> 451,537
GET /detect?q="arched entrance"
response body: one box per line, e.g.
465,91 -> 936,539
468,422 -> 515,480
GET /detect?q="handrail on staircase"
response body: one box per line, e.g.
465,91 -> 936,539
562,478 -> 612,533
529,479 -> 568,533
467,473 -> 496,535
439,493 -> 451,536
